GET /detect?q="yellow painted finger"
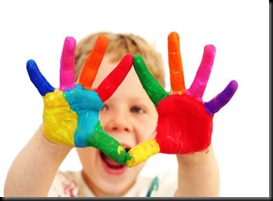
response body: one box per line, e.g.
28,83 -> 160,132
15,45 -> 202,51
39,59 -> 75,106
125,139 -> 160,167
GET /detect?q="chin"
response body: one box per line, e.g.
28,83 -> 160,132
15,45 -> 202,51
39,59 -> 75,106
96,150 -> 145,196
78,146 -> 146,196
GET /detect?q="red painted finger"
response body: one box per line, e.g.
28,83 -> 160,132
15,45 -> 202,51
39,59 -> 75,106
96,54 -> 133,102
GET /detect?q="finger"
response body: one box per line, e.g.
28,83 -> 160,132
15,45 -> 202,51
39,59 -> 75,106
204,80 -> 238,114
125,139 -> 160,167
26,59 -> 54,96
168,32 -> 186,94
59,36 -> 76,91
96,54 -> 133,102
79,35 -> 109,90
188,45 -> 216,99
86,123 -> 127,164
134,54 -> 169,106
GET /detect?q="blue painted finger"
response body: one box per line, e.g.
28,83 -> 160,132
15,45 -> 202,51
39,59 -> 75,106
26,59 -> 55,96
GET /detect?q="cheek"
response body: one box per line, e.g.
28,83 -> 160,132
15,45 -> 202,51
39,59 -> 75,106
98,111 -> 108,127
76,147 -> 97,167
135,113 -> 158,143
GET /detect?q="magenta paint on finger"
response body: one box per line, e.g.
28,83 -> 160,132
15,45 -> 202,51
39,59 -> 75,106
60,36 -> 76,91
188,45 -> 216,99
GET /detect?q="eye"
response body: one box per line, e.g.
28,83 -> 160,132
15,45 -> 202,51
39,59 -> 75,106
131,106 -> 145,114
101,104 -> 109,111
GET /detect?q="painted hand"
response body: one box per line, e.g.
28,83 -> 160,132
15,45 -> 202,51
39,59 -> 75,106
126,32 -> 238,167
26,35 -> 133,164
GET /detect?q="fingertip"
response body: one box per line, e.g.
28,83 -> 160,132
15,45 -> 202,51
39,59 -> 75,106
168,32 -> 180,53
96,34 -> 109,46
26,59 -> 36,68
123,53 -> 133,64
133,54 -> 145,66
225,80 -> 239,98
168,31 -> 179,41
230,80 -> 239,91
63,36 -> 76,55
122,54 -> 133,70
125,151 -> 136,167
114,146 -> 128,164
64,36 -> 76,46
134,53 -> 142,61
204,44 -> 216,55
26,59 -> 39,74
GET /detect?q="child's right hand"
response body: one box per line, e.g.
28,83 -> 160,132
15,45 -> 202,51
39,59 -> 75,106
26,35 -> 133,164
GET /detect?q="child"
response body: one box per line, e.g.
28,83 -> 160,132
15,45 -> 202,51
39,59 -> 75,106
4,32 -> 238,197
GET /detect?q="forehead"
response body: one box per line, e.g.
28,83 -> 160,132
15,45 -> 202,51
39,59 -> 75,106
92,53 -> 152,100
92,53 -> 136,88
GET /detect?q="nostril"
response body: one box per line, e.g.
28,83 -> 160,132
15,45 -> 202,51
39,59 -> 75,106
111,126 -> 130,132
112,127 -> 118,131
124,128 -> 130,132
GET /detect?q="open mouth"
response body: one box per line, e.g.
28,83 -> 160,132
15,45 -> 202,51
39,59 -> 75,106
99,147 -> 130,171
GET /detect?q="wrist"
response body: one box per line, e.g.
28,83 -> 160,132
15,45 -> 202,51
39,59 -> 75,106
176,145 -> 213,167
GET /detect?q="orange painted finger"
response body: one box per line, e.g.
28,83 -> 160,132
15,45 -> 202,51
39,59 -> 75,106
79,35 -> 109,90
168,32 -> 185,94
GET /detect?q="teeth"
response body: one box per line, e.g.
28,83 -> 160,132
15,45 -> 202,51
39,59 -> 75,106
107,163 -> 123,169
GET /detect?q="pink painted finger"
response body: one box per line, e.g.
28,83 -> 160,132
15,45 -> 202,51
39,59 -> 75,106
187,45 -> 216,99
59,36 -> 76,91
168,32 -> 186,94
96,54 -> 133,102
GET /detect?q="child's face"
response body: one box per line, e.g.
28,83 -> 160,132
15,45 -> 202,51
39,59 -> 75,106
76,53 -> 158,196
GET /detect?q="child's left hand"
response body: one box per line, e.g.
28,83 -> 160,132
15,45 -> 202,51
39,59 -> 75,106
125,32 -> 238,167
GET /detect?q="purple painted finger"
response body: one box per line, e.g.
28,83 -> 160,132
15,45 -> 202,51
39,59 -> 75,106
204,80 -> 238,114
187,45 -> 216,100
59,36 -> 76,91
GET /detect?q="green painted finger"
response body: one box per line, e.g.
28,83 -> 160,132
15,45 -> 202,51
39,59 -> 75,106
87,122 -> 127,164
133,54 -> 169,105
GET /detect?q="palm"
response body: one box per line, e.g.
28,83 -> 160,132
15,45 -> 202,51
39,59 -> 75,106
27,35 -> 133,164
155,93 -> 213,154
43,85 -> 103,147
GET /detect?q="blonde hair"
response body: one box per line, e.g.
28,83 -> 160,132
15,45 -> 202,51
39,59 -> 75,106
75,32 -> 165,88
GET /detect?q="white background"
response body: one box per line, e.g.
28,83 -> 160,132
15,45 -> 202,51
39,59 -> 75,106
0,0 -> 269,197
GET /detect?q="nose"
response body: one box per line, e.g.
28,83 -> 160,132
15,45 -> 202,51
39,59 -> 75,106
102,109 -> 133,133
